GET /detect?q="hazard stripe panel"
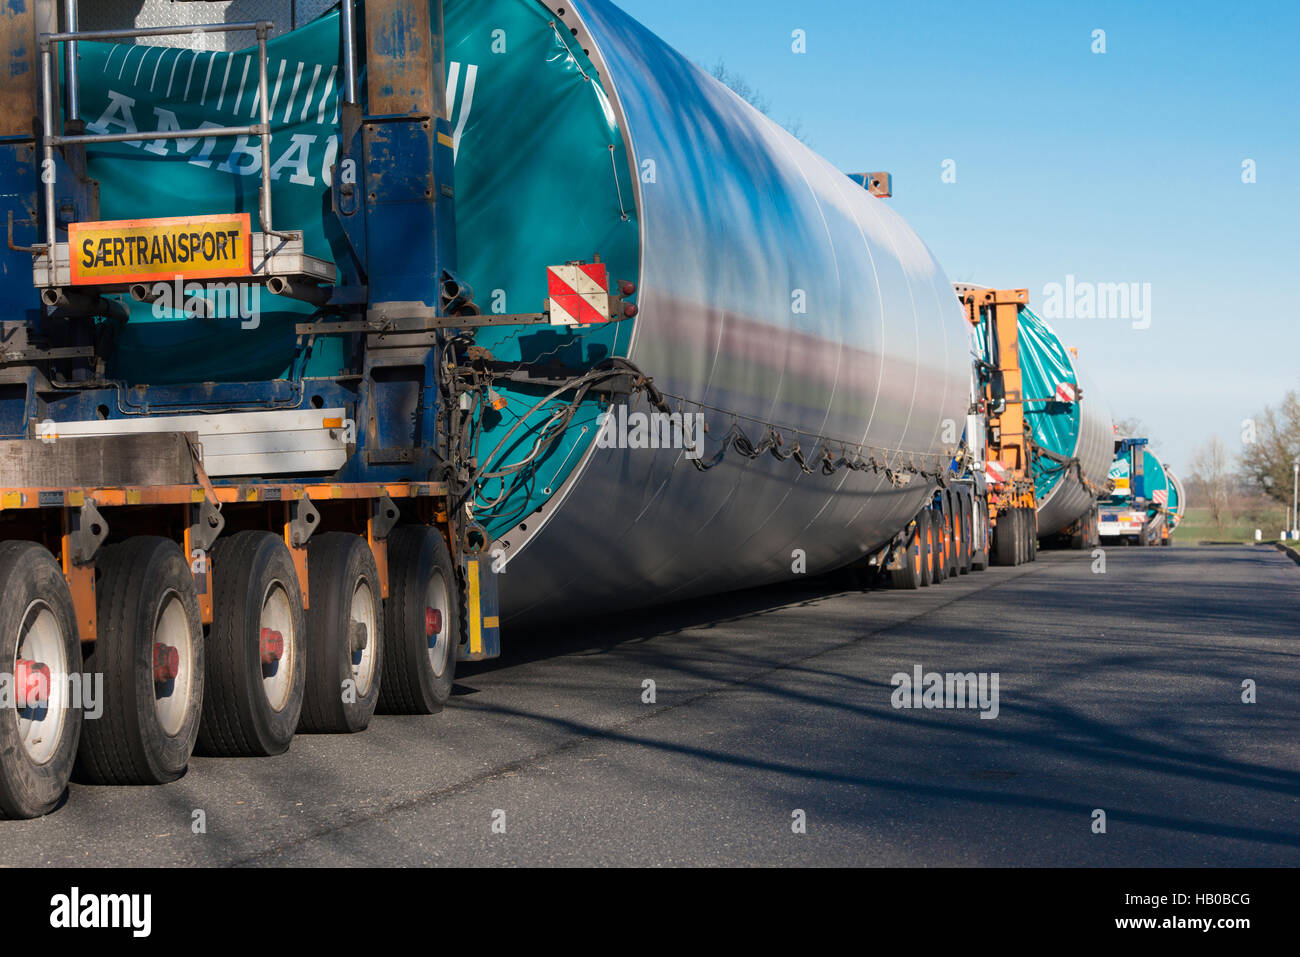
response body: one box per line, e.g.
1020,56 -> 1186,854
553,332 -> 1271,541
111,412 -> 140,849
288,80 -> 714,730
547,263 -> 611,325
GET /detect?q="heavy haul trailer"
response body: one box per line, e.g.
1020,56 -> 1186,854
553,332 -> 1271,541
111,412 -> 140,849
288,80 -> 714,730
953,284 -> 1113,556
0,0 -> 975,818
959,287 -> 1039,568
871,285 -> 1021,591
1098,438 -> 1173,546
0,0 -> 637,818
870,284 -> 1060,590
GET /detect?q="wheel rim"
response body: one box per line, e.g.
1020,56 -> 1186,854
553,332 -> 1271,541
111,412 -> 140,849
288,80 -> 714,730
152,589 -> 195,737
350,578 -> 378,697
14,600 -> 69,765
259,582 -> 296,712
426,569 -> 452,678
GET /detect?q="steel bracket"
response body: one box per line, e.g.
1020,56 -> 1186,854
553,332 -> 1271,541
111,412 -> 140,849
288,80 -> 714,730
370,494 -> 400,540
288,496 -> 321,547
69,500 -> 108,565
189,499 -> 225,553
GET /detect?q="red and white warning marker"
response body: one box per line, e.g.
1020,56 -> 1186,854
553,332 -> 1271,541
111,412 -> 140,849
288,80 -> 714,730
548,262 -> 612,326
1054,382 -> 1078,403
1152,488 -> 1168,506
986,460 -> 1011,485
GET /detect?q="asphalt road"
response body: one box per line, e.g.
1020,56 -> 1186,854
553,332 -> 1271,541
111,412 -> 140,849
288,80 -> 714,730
3,545 -> 1297,866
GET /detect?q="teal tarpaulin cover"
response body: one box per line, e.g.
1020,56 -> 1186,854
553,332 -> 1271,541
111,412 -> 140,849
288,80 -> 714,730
75,0 -> 640,537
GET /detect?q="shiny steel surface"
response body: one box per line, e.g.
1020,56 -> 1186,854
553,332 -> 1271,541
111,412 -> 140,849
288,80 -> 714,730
1035,360 -> 1114,536
498,0 -> 970,619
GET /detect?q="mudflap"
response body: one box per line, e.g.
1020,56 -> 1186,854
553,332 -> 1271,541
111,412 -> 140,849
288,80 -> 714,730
457,555 -> 501,661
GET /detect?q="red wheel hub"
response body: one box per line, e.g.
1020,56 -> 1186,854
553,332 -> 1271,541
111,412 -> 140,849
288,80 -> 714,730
260,628 -> 285,665
153,643 -> 180,684
14,659 -> 50,707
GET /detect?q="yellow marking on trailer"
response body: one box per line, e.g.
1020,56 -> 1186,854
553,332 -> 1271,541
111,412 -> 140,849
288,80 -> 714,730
484,616 -> 499,629
1,491 -> 23,509
467,560 -> 482,655
69,213 -> 252,285
126,489 -> 143,505
68,491 -> 84,506
437,131 -> 455,149
191,488 -> 206,502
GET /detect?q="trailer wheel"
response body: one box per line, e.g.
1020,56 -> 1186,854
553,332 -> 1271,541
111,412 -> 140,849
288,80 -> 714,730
919,510 -> 936,586
0,542 -> 83,819
378,526 -> 459,715
76,538 -> 204,785
930,509 -> 947,584
946,500 -> 961,578
300,534 -> 384,733
993,509 -> 1017,566
198,532 -> 306,757
971,498 -> 989,571
955,494 -> 970,574
1027,509 -> 1038,562
889,516 -> 925,590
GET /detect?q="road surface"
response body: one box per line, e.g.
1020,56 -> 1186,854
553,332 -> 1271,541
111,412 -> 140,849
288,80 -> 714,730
3,545 -> 1297,866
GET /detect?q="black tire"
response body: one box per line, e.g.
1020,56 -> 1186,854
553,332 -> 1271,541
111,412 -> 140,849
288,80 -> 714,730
971,499 -> 989,571
378,526 -> 460,715
0,542 -> 83,819
1069,516 -> 1086,550
957,494 -> 971,574
198,532 -> 306,757
917,510 -> 934,586
947,500 -> 961,578
1027,509 -> 1038,562
993,509 -> 1017,566
76,537 -> 204,785
300,534 -> 384,733
889,516 -> 926,590
930,508 -> 947,584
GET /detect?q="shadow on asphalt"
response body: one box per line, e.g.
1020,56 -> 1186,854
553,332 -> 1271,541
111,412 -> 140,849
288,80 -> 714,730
454,546 -> 1300,857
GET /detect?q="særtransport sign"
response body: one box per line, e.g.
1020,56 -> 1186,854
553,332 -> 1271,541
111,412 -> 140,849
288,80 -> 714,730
68,213 -> 252,285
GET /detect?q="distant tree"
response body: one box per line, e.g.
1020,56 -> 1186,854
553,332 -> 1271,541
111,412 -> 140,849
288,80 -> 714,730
1239,389 -> 1300,507
1191,436 -> 1232,533
707,59 -> 807,143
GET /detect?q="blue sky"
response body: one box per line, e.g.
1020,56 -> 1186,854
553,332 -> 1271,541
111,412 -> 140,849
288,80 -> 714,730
614,0 -> 1300,474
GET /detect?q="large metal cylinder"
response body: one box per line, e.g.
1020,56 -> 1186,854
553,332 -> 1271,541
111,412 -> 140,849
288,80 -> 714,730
479,0 -> 972,619
70,0 -> 974,621
1017,307 -> 1114,537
